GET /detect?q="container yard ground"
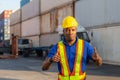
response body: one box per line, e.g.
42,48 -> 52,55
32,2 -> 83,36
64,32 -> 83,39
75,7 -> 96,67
0,56 -> 120,80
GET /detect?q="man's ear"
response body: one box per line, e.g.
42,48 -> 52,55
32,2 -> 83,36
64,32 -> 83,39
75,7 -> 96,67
63,29 -> 65,33
75,27 -> 77,32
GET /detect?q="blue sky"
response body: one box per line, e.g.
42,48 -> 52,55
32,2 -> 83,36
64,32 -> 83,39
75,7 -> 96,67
0,0 -> 20,13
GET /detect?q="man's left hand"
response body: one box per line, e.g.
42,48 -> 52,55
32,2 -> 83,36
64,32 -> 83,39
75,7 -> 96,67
92,47 -> 102,66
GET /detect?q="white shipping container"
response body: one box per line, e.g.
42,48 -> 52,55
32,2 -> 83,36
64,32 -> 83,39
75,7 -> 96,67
41,0 -> 73,13
75,0 -> 120,28
10,9 -> 21,25
105,0 -> 120,24
26,35 -> 40,47
21,16 -> 40,36
57,4 -> 73,26
10,26 -> 14,35
39,33 -> 59,47
14,23 -> 21,36
91,26 -> 120,64
10,23 -> 21,36
41,4 -> 73,34
22,0 -> 40,21
41,13 -> 51,33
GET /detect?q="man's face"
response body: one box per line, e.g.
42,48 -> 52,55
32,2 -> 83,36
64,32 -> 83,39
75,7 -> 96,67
63,27 -> 77,42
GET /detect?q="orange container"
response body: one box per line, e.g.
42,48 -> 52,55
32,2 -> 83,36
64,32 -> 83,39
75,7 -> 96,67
0,10 -> 13,19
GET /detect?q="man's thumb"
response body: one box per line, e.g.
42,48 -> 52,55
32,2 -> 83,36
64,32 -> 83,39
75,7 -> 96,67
56,48 -> 59,55
94,47 -> 97,53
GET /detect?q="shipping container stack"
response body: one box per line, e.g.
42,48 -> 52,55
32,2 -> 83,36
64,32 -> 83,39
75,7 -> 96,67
10,0 -> 73,47
20,0 -> 32,7
0,10 -> 13,40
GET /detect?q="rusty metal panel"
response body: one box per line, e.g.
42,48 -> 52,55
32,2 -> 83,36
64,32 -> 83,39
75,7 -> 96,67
12,36 -> 18,56
50,10 -> 58,32
41,4 -> 73,33
41,13 -> 51,34
57,4 -> 73,26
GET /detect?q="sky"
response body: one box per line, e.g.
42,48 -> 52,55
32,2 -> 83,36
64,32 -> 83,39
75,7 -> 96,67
0,0 -> 20,13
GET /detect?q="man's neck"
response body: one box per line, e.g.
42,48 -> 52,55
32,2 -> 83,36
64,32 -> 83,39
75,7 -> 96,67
67,39 -> 76,46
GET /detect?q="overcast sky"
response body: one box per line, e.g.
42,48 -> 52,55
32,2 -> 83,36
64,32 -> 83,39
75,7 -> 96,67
0,0 -> 20,13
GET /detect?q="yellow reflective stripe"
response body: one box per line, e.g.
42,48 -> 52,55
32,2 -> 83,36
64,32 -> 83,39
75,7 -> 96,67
58,41 -> 69,76
58,72 -> 86,80
75,39 -> 83,75
58,75 -> 69,80
70,72 -> 86,80
58,39 -> 85,80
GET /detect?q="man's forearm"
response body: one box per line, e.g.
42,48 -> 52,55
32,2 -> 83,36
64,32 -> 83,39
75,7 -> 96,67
42,58 -> 53,71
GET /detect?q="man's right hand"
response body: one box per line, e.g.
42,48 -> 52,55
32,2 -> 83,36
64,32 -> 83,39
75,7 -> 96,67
51,49 -> 60,62
42,49 -> 60,71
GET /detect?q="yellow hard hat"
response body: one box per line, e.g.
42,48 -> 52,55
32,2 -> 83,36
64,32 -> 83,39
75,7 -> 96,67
62,16 -> 79,29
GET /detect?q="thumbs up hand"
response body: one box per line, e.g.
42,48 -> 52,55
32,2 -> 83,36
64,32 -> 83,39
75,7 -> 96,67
92,47 -> 99,60
50,49 -> 60,62
92,47 -> 102,66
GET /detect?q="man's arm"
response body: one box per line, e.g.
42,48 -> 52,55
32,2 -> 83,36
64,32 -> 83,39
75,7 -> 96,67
42,58 -> 53,71
92,47 -> 102,66
42,49 -> 60,71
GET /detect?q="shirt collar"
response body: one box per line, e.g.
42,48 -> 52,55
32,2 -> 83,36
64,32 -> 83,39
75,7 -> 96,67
62,37 -> 78,46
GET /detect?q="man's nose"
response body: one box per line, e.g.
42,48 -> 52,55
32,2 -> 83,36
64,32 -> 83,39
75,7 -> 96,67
69,30 -> 73,34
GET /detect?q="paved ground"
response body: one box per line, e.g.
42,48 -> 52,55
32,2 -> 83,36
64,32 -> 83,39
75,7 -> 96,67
0,56 -> 120,80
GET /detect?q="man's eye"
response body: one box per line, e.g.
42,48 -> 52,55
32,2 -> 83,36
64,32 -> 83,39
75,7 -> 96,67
72,29 -> 75,31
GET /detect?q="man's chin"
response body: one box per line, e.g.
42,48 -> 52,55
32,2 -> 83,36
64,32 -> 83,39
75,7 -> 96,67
68,39 -> 75,42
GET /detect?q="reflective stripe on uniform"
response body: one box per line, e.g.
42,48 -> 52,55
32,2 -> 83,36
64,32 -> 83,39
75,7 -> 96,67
58,41 -> 70,76
58,39 -> 85,80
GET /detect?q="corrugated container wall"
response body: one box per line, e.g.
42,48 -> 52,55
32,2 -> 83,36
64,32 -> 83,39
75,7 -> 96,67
0,19 -> 4,27
0,13 -> 4,20
10,25 -> 14,36
4,19 -> 10,40
4,18 -> 10,26
41,13 -> 51,34
0,10 -> 12,19
75,0 -> 120,28
21,16 -> 40,37
0,10 -> 12,40
91,26 -> 120,64
10,0 -> 74,47
0,10 -> 12,20
0,21 -> 2,27
39,33 -> 59,47
10,23 -> 21,37
0,19 -> 4,40
10,9 -> 21,25
20,0 -> 32,7
57,4 -> 73,26
41,0 -> 73,13
41,3 -> 73,34
22,0 -> 39,21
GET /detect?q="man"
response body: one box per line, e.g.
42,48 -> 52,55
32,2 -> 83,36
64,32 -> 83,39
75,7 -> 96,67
42,16 -> 102,80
